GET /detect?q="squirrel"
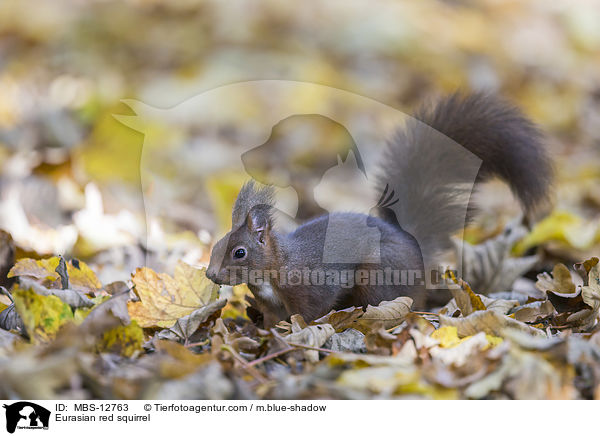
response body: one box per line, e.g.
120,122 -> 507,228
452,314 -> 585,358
206,93 -> 554,327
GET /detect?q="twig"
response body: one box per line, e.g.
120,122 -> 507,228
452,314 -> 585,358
247,347 -> 296,367
412,311 -> 440,317
221,344 -> 269,384
286,342 -> 334,354
184,339 -> 210,348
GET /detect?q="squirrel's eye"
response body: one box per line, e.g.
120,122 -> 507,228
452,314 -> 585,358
233,248 -> 246,259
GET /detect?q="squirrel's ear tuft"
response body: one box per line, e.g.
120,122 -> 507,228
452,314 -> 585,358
232,180 -> 275,227
246,205 -> 271,243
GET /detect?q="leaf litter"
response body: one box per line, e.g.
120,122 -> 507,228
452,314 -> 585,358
1,244 -> 600,399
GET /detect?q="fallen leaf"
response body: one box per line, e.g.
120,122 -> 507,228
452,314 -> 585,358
80,292 -> 130,332
128,261 -> 219,328
574,257 -> 599,284
455,221 -> 538,293
220,284 -> 252,320
364,323 -> 398,355
8,256 -> 102,293
0,303 -> 25,333
18,277 -> 94,308
95,321 -> 144,357
439,309 -> 546,338
284,323 -> 335,362
323,329 -> 366,353
536,263 -> 577,294
158,299 -> 226,343
352,296 -> 412,333
431,326 -> 466,348
430,332 -> 491,366
313,306 -> 364,332
546,289 -> 588,314
11,286 -> 74,343
514,210 -> 598,254
579,262 -> 600,330
445,270 -> 486,315
513,300 -> 555,323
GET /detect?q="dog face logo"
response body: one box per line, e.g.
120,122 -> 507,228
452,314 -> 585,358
2,402 -> 50,433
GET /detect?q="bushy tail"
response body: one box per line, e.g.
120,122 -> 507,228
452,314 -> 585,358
377,92 -> 553,259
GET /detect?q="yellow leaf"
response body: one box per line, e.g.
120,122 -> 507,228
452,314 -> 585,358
73,296 -> 108,324
431,326 -> 467,348
96,321 -> 144,357
445,270 -> 486,314
62,259 -> 103,292
12,287 -> 73,343
220,284 -> 252,320
514,210 -> 598,254
73,307 -> 93,324
128,261 -> 219,328
8,257 -> 102,293
484,334 -> 503,349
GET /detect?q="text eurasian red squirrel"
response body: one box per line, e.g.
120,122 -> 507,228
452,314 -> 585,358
206,93 -> 554,327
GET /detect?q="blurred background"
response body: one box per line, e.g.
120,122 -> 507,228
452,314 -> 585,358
1,0 -> 600,283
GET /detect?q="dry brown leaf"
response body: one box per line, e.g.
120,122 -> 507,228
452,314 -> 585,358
579,262 -> 600,330
574,257 -> 599,284
312,306 -> 364,332
352,296 -> 413,333
446,270 -> 486,315
513,300 -> 555,323
536,263 -> 577,294
158,299 -> 226,342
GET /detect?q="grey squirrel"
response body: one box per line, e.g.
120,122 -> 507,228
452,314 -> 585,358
206,93 -> 553,327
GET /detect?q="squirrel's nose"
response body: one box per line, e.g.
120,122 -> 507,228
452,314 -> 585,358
206,267 -> 217,283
